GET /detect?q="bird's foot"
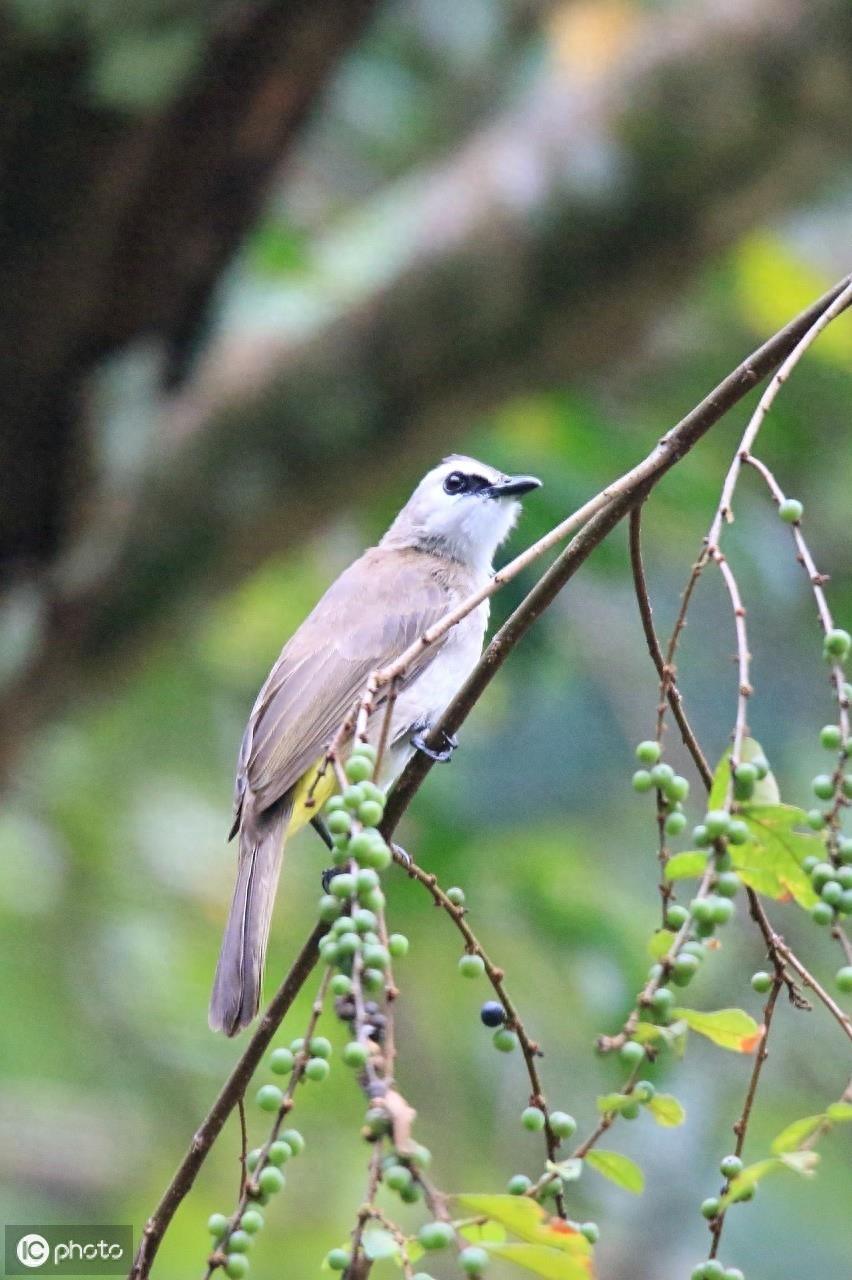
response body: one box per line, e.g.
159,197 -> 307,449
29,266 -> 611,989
391,842 -> 412,871
411,728 -> 458,763
321,865 -> 344,894
311,814 -> 334,852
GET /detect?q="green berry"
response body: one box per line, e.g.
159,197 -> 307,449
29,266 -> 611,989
305,1057 -> 330,1082
580,1222 -> 599,1244
418,1221 -> 454,1251
665,811 -> 688,837
522,1106 -> 546,1132
342,784 -> 366,812
812,774 -> 835,800
632,770 -> 654,793
257,1166 -> 285,1195
446,886 -> 466,907
318,894 -> 342,922
345,754 -> 373,783
621,1100 -> 641,1120
666,903 -> 690,929
507,1173 -> 532,1195
330,973 -> 353,997
839,867 -> 852,889
701,1197 -> 721,1219
839,837 -> 852,864
703,1263 -> 725,1280
779,497 -> 802,523
824,628 -> 851,659
811,862 -> 836,890
240,1211 -> 263,1235
459,1246 -> 488,1274
270,1047 -> 295,1075
267,1141 -> 292,1166
388,933 -> 409,957
493,1027 -> 518,1053
672,953 -> 700,987
720,1154 -> 743,1178
363,888 -> 386,913
384,1164 -> 413,1193
459,953 -> 485,979
715,872 -> 740,899
634,1080 -> 655,1103
353,908 -> 377,933
327,809 -> 352,836
355,867 -> 380,894
806,810 -> 827,831
683,941 -> 706,959
839,889 -> 852,914
811,901 -> 834,926
692,824 -> 710,848
281,1128 -> 304,1155
225,1256 -> 249,1279
352,741 -> 377,763
821,724 -> 842,750
549,1111 -> 577,1139
246,1149 -> 262,1172
362,967 -> 385,993
635,741 -> 661,765
343,1041 -> 369,1069
727,820 -> 749,845
256,1084 -> 283,1113
821,880 -> 842,906
330,873 -> 356,900
836,966 -> 852,992
704,810 -> 731,839
734,762 -> 758,787
208,1214 -> 229,1239
710,896 -> 735,925
665,775 -> 690,803
751,971 -> 772,994
358,800 -> 384,827
228,1231 -> 251,1254
843,775 -> 852,799
326,1248 -> 351,1271
651,987 -> 674,1017
724,1270 -> 745,1280
619,1040 -> 645,1067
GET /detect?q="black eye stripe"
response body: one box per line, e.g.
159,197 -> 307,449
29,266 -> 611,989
443,471 -> 492,496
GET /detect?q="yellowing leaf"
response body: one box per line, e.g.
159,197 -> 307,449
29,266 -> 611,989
585,1149 -> 644,1194
596,1093 -> 636,1115
779,1150 -> 820,1177
459,1220 -> 507,1245
455,1196 -> 590,1257
632,1019 -> 688,1056
486,1242 -> 592,1280
734,805 -> 821,908
827,1101 -> 852,1122
673,1007 -> 764,1053
646,1093 -> 686,1127
665,852 -> 709,881
771,1114 -> 826,1154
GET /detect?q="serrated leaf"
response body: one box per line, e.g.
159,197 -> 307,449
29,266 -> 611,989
485,1242 -> 592,1279
771,1114 -> 826,1154
363,1227 -> 399,1261
665,851 -> 709,880
546,1157 -> 583,1183
673,1007 -> 764,1053
455,1196 -> 590,1256
827,1101 -> 852,1122
646,1093 -> 686,1127
585,1149 -> 644,1194
733,804 -> 821,907
779,1150 -> 820,1177
710,738 -> 780,808
596,1093 -> 636,1115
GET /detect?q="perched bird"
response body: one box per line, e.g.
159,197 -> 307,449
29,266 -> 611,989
209,456 -> 541,1034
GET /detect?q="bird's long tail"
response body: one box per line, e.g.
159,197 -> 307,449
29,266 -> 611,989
209,795 -> 292,1036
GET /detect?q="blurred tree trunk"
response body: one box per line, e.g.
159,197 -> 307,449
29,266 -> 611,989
2,0 -> 852,766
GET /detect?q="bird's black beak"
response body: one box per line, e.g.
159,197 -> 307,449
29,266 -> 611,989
484,474 -> 542,499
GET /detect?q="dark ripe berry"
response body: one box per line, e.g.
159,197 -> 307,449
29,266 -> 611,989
751,971 -> 772,994
258,1166 -> 285,1195
480,1001 -> 505,1028
821,724 -> 843,750
632,770 -> 654,794
672,953 -> 700,987
493,1027 -> 518,1053
228,1231 -> 251,1254
619,1040 -> 645,1067
446,886 -> 466,907
715,872 -> 740,899
811,901 -> 834,926
727,820 -> 749,846
666,903 -> 690,929
388,933 -> 409,957
635,740 -> 661,765
720,1154 -> 743,1178
281,1128 -> 304,1154
522,1106 -> 546,1132
267,1141 -> 292,1167
256,1085 -> 283,1113
240,1211 -> 263,1235
225,1257 -> 249,1279
459,1246 -> 489,1275
836,966 -> 852,993
701,1197 -> 721,1219
778,497 -> 803,523
418,1222 -> 454,1251
824,628 -> 851,659
507,1174 -> 532,1195
326,1248 -> 351,1271
665,811 -> 688,837
812,774 -> 835,801
208,1214 -> 229,1239
580,1222 -> 599,1244
459,953 -> 485,979
549,1111 -> 577,1138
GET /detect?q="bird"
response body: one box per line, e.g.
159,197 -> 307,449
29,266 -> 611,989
209,455 -> 541,1035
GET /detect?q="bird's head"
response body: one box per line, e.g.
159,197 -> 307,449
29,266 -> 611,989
382,455 -> 541,572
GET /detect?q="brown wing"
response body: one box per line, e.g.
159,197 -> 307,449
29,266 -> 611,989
233,546 -> 454,820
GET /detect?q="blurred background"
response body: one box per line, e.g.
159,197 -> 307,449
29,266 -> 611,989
1,0 -> 851,1276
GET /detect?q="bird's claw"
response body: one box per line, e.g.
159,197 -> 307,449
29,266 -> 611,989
321,866 -> 343,893
391,842 -> 412,870
411,728 -> 458,763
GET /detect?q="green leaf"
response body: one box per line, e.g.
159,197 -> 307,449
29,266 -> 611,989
673,1007 -> 763,1053
633,1019 -> 688,1056
827,1101 -> 852,1122
733,804 -> 821,907
646,1093 -> 686,1127
665,851 -> 709,881
585,1149 -> 644,1194
485,1242 -> 592,1280
647,929 -> 677,959
459,1220 -> 507,1245
771,1114 -> 826,1154
546,1158 -> 583,1183
455,1196 -> 590,1256
596,1092 -> 637,1115
720,1158 -> 779,1208
362,1227 -> 399,1262
710,738 -> 780,808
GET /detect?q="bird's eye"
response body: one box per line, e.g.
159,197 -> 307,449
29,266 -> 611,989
443,471 -> 468,495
